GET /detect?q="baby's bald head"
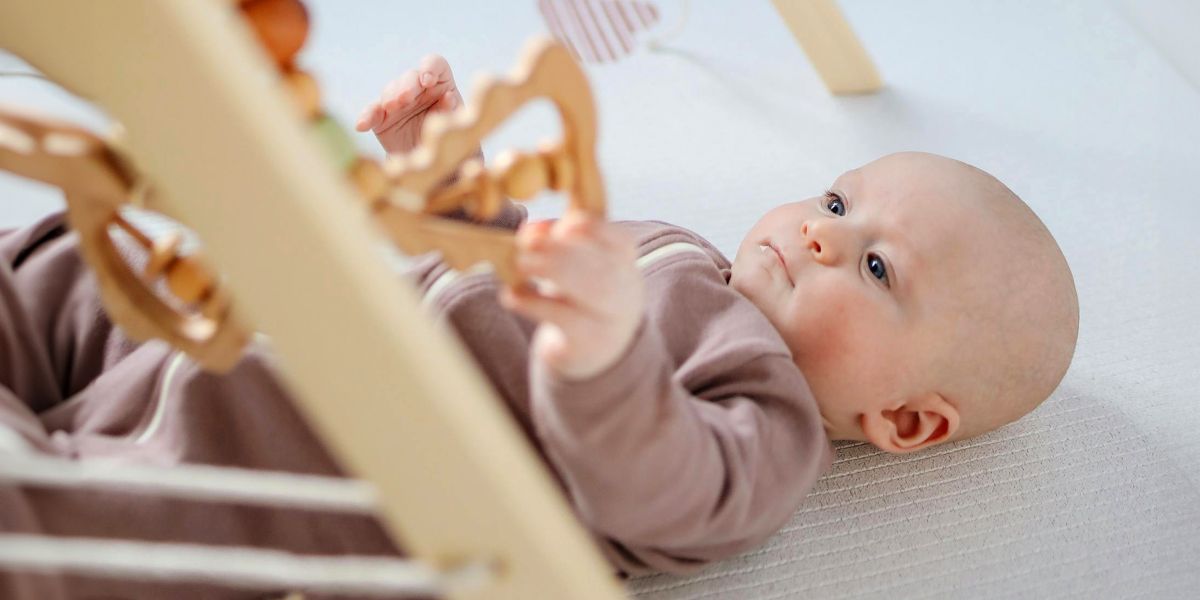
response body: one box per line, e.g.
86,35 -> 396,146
918,155 -> 1078,442
733,152 -> 1078,452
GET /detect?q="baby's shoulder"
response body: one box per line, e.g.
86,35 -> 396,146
614,221 -> 793,365
613,220 -> 730,272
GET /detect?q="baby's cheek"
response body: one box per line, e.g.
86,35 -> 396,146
787,295 -> 849,358
787,286 -> 873,373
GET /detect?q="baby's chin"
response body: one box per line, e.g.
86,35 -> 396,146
728,271 -> 751,301
726,262 -> 760,301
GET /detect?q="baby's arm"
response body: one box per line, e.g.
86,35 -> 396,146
507,223 -> 831,572
540,334 -> 828,573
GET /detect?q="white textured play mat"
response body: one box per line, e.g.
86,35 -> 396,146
2,1 -> 1198,598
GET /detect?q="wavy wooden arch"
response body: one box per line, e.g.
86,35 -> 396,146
378,37 -> 605,284
0,106 -> 249,372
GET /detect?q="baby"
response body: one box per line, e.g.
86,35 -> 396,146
351,55 -> 1081,572
0,54 -> 1079,598
358,55 -> 1080,452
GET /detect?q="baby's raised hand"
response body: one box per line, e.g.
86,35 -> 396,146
500,213 -> 645,381
355,54 -> 463,155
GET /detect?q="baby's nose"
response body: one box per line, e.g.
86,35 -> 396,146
801,222 -> 821,254
802,221 -> 836,264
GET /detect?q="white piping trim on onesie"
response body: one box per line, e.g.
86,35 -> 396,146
134,333 -> 272,445
421,241 -> 707,306
422,262 -> 495,309
134,350 -> 187,445
636,241 -> 708,269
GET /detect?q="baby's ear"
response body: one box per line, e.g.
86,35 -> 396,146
862,392 -> 959,454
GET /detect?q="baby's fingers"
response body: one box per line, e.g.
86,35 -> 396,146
417,54 -> 452,85
419,54 -> 461,114
515,240 -> 600,304
499,285 -> 590,330
355,101 -> 384,132
380,70 -> 423,117
433,90 -> 460,112
500,285 -> 629,380
520,228 -> 636,306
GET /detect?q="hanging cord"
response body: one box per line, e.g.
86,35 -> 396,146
0,70 -> 51,81
0,534 -> 493,598
646,0 -> 690,51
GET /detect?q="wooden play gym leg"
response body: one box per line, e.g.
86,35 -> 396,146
770,0 -> 883,94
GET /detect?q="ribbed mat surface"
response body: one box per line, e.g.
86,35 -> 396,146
629,395 -> 1200,598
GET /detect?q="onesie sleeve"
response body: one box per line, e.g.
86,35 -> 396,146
529,315 -> 833,574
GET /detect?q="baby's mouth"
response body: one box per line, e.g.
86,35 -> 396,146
759,242 -> 795,287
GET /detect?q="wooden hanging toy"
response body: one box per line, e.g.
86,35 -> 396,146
0,0 -> 604,373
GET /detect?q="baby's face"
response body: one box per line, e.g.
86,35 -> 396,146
730,154 -> 988,439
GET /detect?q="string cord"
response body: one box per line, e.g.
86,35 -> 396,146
647,0 -> 690,50
0,70 -> 50,80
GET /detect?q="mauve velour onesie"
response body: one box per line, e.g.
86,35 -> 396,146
0,204 -> 832,598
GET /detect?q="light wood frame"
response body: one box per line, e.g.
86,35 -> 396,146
771,0 -> 883,94
0,2 -> 625,599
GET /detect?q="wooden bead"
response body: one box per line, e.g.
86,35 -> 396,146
201,287 -> 232,321
144,232 -> 183,279
458,166 -> 496,223
474,174 -> 503,221
349,158 -> 386,202
540,147 -> 574,192
450,158 -> 484,216
389,187 -> 426,213
311,114 -> 358,171
459,160 -> 501,221
456,157 -> 485,182
284,69 -> 320,119
240,0 -> 310,68
494,150 -> 548,200
41,132 -> 89,157
166,255 -> 216,305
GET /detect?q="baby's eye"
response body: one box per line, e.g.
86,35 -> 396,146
824,191 -> 846,216
867,253 -> 889,286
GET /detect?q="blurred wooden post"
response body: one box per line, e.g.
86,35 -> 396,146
0,2 -> 625,599
771,0 -> 883,94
